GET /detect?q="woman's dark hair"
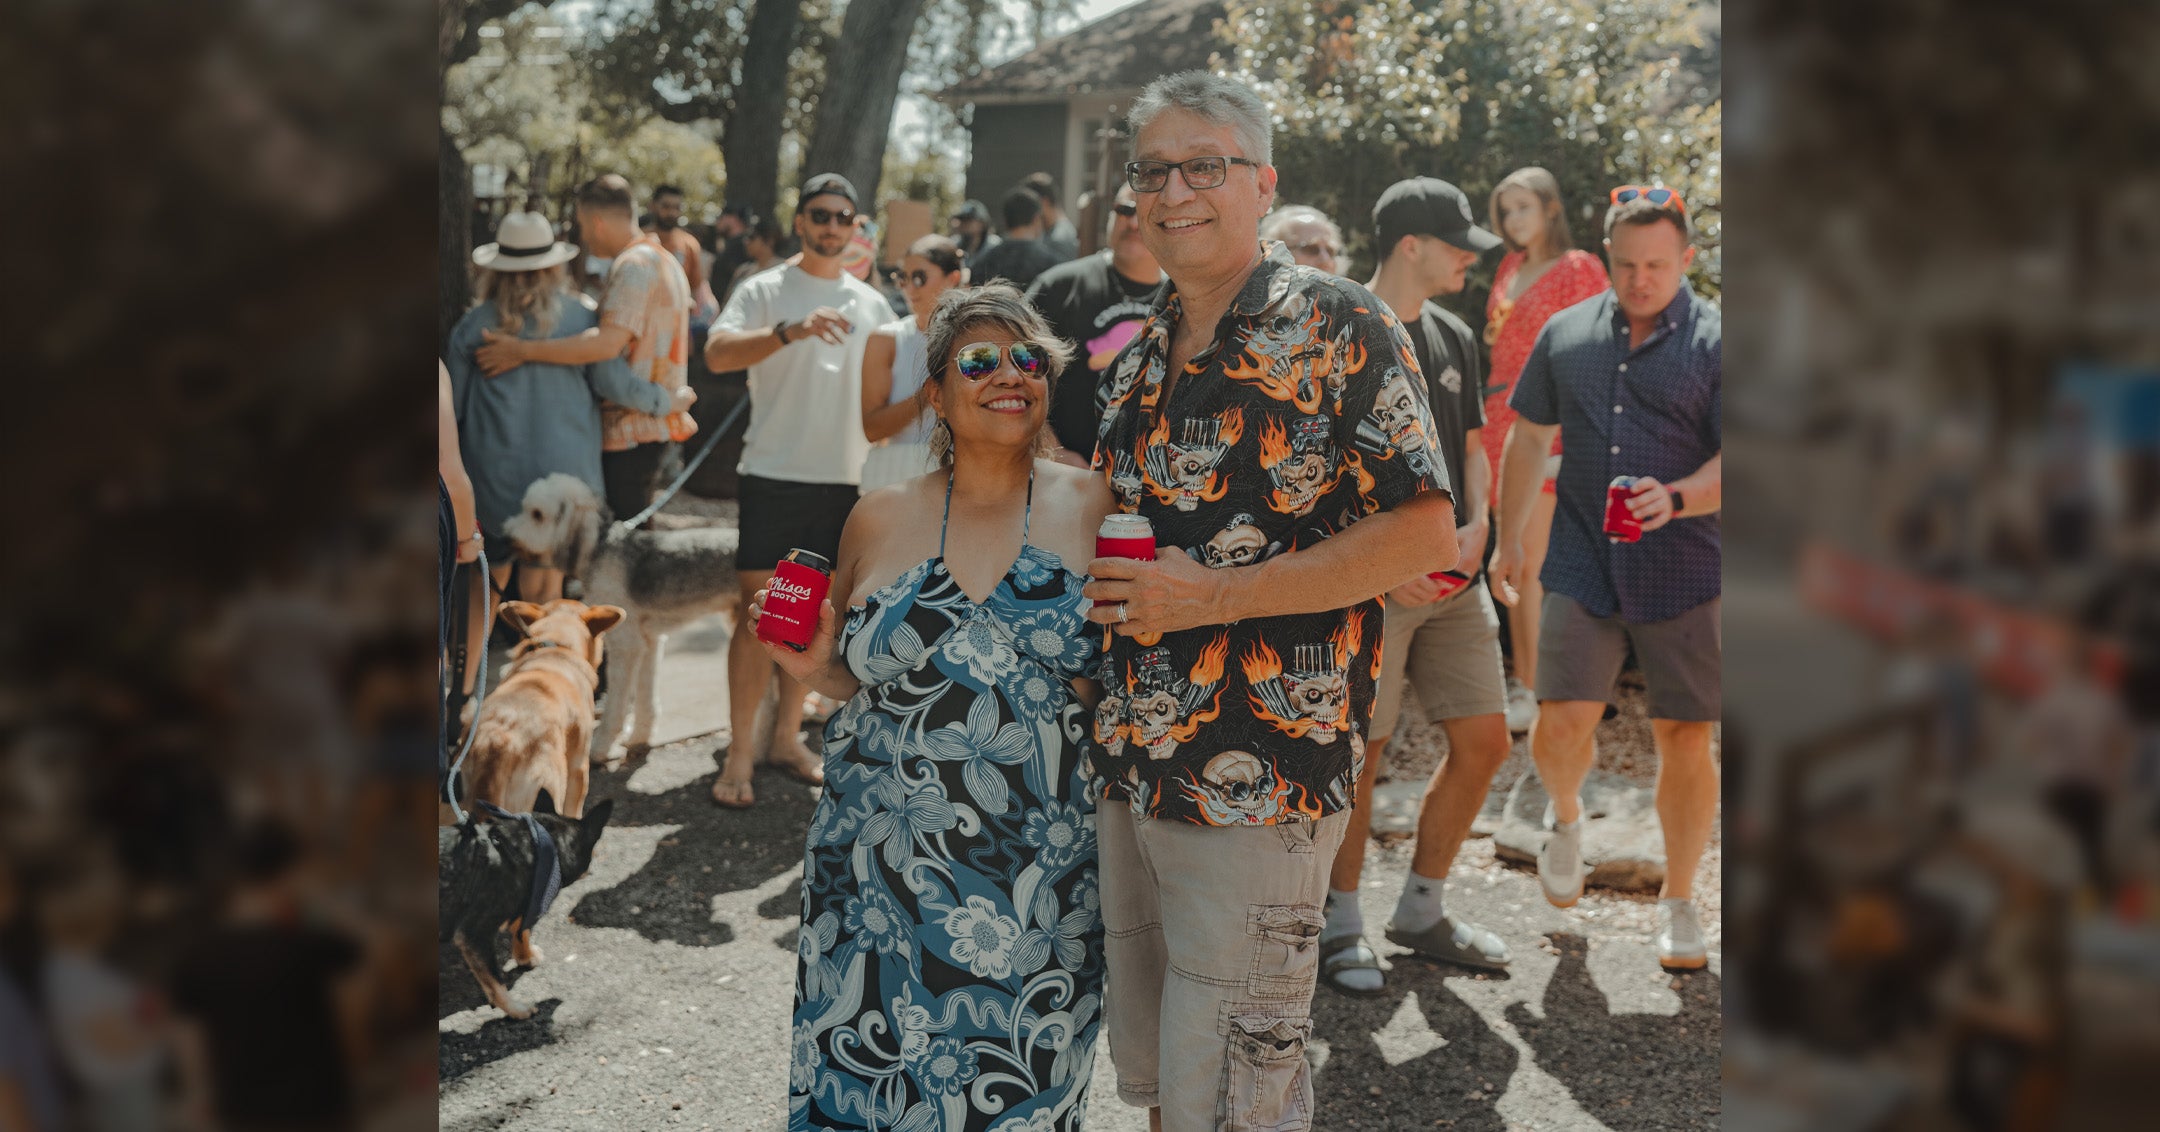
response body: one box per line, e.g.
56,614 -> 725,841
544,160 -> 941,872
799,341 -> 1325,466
920,284 -> 1073,466
907,234 -> 966,278
747,214 -> 783,247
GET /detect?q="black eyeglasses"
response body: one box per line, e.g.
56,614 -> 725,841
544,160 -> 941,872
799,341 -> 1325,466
805,207 -> 857,227
1124,155 -> 1260,193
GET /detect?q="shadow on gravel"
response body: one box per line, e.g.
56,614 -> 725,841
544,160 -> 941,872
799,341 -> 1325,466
1310,968 -> 1517,1131
1504,932 -> 1722,1131
568,749 -> 821,948
439,997 -> 564,1083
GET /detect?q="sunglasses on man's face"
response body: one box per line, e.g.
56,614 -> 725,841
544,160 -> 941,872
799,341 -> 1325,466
1123,155 -> 1260,193
805,207 -> 858,228
954,341 -> 1050,382
1288,239 -> 1341,261
1609,185 -> 1687,215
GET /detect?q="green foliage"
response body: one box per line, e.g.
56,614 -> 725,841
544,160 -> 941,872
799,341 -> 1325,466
1220,0 -> 1720,309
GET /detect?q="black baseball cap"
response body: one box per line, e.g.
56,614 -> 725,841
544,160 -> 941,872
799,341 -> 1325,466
1373,177 -> 1502,254
799,172 -> 858,208
952,199 -> 992,224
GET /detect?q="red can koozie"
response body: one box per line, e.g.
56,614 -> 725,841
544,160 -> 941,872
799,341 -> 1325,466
1094,514 -> 1156,609
758,549 -> 833,652
1427,569 -> 1471,598
1605,477 -> 1644,543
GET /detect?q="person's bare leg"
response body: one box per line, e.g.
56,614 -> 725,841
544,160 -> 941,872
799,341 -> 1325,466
1407,713 -> 1513,879
1650,719 -> 1718,901
761,662 -> 823,784
1530,700 -> 1604,823
1514,489 -> 1557,688
519,566 -> 564,605
1329,737 -> 1388,894
716,571 -> 774,806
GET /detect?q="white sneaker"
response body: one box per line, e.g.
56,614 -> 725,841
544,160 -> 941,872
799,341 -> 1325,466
1505,680 -> 1539,733
1537,818 -> 1586,908
1656,898 -> 1708,970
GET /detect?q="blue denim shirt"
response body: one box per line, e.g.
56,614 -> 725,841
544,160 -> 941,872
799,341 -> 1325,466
1510,286 -> 1720,623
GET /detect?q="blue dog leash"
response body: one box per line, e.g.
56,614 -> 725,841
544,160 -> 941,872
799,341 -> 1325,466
474,800 -> 564,929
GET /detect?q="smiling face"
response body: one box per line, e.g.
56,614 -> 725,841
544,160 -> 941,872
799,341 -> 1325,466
927,322 -> 1050,457
1131,108 -> 1277,284
1606,218 -> 1695,326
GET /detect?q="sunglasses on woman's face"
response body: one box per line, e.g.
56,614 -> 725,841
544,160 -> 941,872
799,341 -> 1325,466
1113,201 -> 1137,217
904,269 -> 935,287
805,207 -> 857,227
1609,185 -> 1687,215
954,341 -> 1050,382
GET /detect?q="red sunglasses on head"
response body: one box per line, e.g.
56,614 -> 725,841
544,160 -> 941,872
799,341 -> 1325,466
1610,185 -> 1687,215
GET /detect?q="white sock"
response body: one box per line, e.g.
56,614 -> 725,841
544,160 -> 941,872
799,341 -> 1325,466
1321,886 -> 1363,944
1391,869 -> 1449,933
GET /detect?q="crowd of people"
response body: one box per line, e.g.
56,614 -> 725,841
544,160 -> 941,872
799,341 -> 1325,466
2,545 -> 442,1132
439,68 -> 1721,1132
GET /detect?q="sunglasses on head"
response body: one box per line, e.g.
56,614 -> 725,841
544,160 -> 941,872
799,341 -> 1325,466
805,207 -> 858,227
954,340 -> 1050,382
1123,155 -> 1260,193
1609,185 -> 1687,215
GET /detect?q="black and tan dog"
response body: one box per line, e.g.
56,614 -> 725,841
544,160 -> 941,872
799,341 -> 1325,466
438,790 -> 613,1019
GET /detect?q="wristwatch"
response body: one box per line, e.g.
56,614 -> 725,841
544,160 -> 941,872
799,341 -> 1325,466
1669,489 -> 1687,516
772,319 -> 793,345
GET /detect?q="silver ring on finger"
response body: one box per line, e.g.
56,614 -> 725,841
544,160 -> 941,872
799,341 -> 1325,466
1116,602 -> 1129,624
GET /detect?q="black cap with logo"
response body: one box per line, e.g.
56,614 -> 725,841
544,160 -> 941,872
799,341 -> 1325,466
1373,177 -> 1503,254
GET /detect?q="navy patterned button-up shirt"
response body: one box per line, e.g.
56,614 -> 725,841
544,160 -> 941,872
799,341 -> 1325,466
1510,285 -> 1719,624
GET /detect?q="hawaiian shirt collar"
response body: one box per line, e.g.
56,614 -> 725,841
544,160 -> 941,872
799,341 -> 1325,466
1157,241 -> 1295,329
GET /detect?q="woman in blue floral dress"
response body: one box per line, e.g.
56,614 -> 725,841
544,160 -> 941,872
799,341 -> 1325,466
749,285 -> 1118,1131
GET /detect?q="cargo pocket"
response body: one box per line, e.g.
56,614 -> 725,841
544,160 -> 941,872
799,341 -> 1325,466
1223,1013 -> 1313,1132
1246,904 -> 1323,998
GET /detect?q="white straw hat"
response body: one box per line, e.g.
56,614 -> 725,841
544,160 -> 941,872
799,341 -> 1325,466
473,211 -> 579,271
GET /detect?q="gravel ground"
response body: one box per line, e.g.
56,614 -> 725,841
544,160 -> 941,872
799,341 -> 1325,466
448,501 -> 1720,1130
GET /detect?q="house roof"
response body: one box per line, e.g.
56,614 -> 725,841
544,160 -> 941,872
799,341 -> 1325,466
938,0 -> 1228,104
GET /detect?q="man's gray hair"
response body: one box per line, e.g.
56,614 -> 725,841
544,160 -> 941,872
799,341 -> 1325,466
1127,71 -> 1273,167
1260,204 -> 1339,244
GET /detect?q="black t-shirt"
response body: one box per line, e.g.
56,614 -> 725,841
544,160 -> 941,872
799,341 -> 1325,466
170,923 -> 361,1124
1026,253 -> 1167,454
1402,300 -> 1486,532
969,237 -> 1069,293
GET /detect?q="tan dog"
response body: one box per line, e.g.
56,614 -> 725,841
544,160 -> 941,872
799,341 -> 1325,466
461,599 -> 624,820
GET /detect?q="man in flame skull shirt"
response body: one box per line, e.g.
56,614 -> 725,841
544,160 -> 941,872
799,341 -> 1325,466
1090,241 -> 1451,827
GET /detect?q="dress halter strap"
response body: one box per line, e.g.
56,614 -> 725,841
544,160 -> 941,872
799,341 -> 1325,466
940,468 -> 1035,558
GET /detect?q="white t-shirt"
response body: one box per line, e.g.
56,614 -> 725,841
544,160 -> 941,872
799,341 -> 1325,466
717,264 -> 892,484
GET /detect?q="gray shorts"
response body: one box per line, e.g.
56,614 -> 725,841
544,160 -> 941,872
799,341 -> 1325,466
1535,592 -> 1720,721
1371,584 -> 1508,740
1099,805 -> 1349,1131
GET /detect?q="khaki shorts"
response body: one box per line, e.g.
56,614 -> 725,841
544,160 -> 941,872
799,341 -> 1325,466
1535,592 -> 1721,721
1098,804 -> 1349,1132
1370,584 -> 1509,741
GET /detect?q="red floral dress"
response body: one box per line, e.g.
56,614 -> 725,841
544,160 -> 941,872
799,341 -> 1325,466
1481,248 -> 1610,503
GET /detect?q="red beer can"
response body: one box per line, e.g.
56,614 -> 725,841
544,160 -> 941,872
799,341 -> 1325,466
758,548 -> 833,652
1605,476 -> 1645,543
1094,514 -> 1155,609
